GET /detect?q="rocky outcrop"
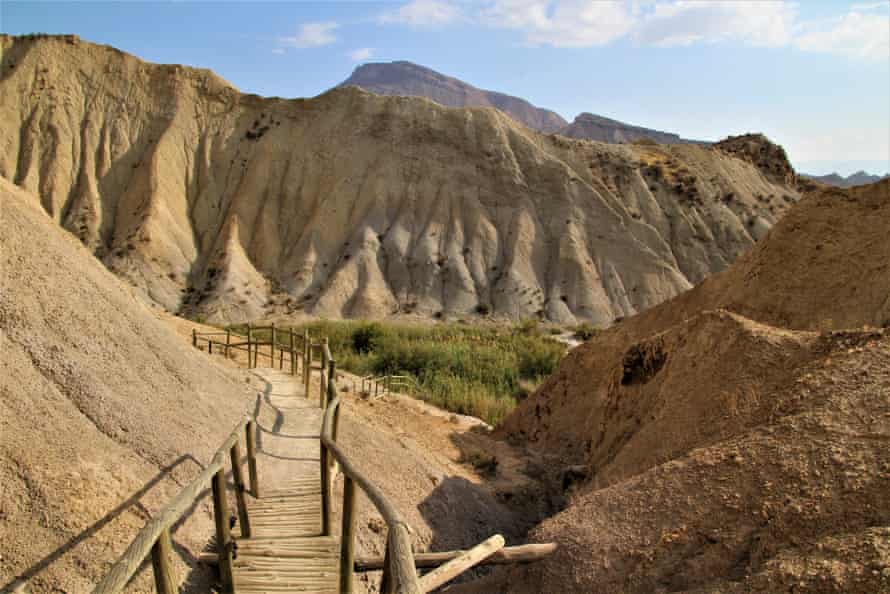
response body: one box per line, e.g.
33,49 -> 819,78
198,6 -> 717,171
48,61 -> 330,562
1,35 -> 801,325
559,112 -> 701,145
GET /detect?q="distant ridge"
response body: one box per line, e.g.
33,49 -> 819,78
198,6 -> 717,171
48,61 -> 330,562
341,61 -> 568,133
341,61 -> 703,144
560,112 -> 704,145
801,170 -> 889,188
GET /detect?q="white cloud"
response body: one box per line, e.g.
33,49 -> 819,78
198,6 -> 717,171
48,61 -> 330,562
374,1 -> 888,61
280,21 -> 339,48
348,47 -> 375,61
794,10 -> 890,61
481,0 -> 636,47
379,0 -> 463,26
634,1 -> 796,48
851,2 -> 890,11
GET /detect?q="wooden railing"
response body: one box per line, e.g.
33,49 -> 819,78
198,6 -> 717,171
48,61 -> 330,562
192,323 -> 305,374
88,326 -> 554,594
359,374 -> 419,398
91,416 -> 259,593
311,343 -> 554,593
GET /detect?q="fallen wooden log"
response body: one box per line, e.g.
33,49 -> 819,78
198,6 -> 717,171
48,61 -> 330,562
353,542 -> 557,572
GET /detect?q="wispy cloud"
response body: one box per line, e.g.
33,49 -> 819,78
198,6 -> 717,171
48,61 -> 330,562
851,2 -> 890,11
378,0 -> 463,26
348,47 -> 375,61
481,0 -> 635,47
280,21 -> 339,48
633,1 -> 796,48
377,0 -> 889,61
794,9 -> 890,61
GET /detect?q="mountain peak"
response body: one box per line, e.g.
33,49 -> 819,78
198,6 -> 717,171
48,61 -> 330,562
341,61 -> 568,133
342,61 -> 702,144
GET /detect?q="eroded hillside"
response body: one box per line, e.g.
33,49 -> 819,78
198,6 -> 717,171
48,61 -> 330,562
0,178 -> 255,591
489,180 -> 890,593
1,35 -> 802,325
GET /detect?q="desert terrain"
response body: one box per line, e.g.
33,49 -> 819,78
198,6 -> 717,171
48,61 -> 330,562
1,30 -> 888,594
1,35 -> 802,326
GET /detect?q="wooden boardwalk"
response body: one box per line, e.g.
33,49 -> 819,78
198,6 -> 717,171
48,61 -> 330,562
91,328 -> 553,594
232,369 -> 339,594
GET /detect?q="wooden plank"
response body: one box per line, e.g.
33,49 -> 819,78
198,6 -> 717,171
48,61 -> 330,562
416,535 -> 505,592
354,543 -> 557,571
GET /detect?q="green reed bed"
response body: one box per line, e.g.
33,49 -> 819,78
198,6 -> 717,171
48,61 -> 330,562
231,320 -> 564,425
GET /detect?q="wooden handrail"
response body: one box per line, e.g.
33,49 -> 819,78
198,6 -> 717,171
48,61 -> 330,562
92,416 -> 254,593
319,348 -> 422,594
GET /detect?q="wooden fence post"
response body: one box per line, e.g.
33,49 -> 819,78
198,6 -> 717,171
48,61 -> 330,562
304,332 -> 311,396
211,466 -> 234,588
246,323 -> 253,369
150,528 -> 177,594
230,442 -> 251,538
289,329 -> 296,375
380,535 -> 394,594
320,339 -> 329,408
246,420 -> 259,498
320,441 -> 331,537
270,323 -> 276,369
192,329 -> 197,348
329,361 -> 340,478
225,329 -> 231,359
339,476 -> 357,594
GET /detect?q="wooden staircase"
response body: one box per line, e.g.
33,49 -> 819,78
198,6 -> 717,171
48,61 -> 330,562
87,327 -> 554,594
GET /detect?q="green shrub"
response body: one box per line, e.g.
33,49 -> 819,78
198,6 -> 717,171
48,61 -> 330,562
352,322 -> 383,354
573,322 -> 599,341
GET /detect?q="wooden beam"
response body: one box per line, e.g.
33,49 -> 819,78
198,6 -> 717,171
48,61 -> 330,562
354,543 -> 557,572
416,535 -> 505,592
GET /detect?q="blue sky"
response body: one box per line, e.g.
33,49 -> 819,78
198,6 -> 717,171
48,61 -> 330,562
2,0 -> 888,175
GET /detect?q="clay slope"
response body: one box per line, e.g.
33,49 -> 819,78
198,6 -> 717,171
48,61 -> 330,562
1,35 -> 801,325
0,177 -> 252,592
500,315 -> 890,594
341,61 -> 568,133
491,180 -> 890,593
608,178 -> 890,339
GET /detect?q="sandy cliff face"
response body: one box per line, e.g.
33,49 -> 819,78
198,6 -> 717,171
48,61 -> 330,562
1,35 -> 801,325
0,177 -> 254,592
